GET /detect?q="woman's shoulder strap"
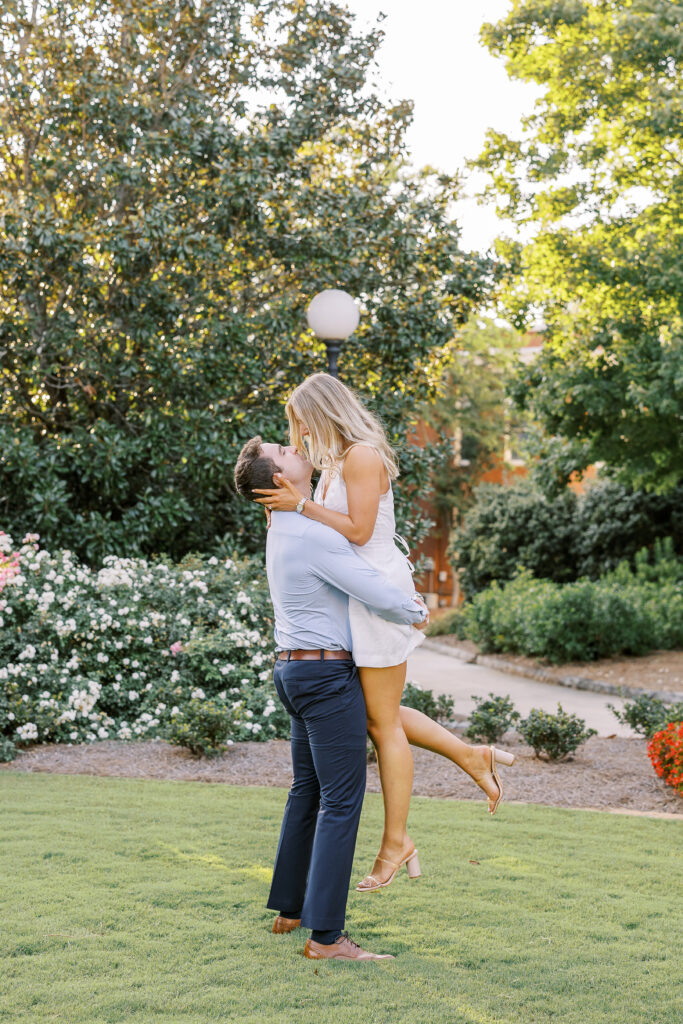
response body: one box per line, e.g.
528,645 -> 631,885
340,442 -> 380,460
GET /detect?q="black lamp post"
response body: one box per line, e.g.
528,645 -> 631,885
306,289 -> 360,378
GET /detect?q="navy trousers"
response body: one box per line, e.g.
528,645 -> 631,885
266,656 -> 368,931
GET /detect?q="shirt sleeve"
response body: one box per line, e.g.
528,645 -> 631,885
308,529 -> 427,626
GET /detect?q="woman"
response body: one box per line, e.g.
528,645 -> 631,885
253,373 -> 515,892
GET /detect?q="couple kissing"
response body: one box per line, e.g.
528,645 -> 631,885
234,372 -> 515,962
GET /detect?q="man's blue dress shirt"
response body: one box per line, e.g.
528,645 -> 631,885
266,511 -> 426,651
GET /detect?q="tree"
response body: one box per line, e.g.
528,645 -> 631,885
422,318 -> 530,520
0,0 -> 490,562
476,0 -> 683,493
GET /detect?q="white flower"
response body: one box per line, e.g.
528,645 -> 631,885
191,688 -> 205,700
69,730 -> 79,741
96,652 -> 109,664
97,566 -> 133,588
16,722 -> 38,741
128,690 -> 139,701
112,682 -> 120,692
143,636 -> 153,645
252,723 -> 262,734
97,727 -> 109,739
170,706 -> 180,717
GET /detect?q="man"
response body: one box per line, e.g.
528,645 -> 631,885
234,436 -> 428,962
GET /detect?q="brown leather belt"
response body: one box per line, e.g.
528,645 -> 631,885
277,649 -> 352,662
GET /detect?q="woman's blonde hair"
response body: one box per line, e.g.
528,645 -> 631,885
286,373 -> 399,479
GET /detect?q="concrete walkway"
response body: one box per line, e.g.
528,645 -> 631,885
407,646 -> 638,737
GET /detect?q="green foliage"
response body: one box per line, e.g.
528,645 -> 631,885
476,0 -> 683,492
451,479 -> 683,595
463,548 -> 683,663
425,607 -> 467,638
166,697 -> 242,758
0,0 -> 490,564
0,736 -> 17,762
401,681 -> 455,724
608,695 -> 683,740
0,529 -> 289,750
518,705 -> 597,761
465,693 -> 520,745
451,480 -> 579,595
422,318 -> 532,520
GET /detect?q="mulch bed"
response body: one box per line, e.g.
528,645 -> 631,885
3,735 -> 681,817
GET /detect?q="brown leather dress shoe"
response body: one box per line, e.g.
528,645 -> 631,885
272,916 -> 301,934
303,932 -> 394,961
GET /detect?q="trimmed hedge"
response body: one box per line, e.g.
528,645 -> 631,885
450,479 -> 683,596
462,545 -> 682,664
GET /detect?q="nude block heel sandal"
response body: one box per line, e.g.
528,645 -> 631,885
356,848 -> 421,892
488,746 -> 515,815
405,850 -> 421,879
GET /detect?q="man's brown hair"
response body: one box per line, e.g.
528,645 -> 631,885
234,435 -> 281,498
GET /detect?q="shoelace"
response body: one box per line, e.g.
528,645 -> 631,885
336,931 -> 360,950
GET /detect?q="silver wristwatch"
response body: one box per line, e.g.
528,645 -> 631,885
295,496 -> 308,514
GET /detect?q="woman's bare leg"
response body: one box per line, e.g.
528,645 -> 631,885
359,663 -> 415,884
398,705 -> 502,806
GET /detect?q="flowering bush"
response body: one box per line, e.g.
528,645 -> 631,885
0,530 -> 289,758
647,721 -> 683,795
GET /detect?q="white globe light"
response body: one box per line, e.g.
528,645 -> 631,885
306,289 -> 360,340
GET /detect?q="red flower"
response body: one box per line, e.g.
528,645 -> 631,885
647,721 -> 683,796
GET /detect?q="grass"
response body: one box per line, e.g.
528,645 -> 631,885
1,773 -> 681,1024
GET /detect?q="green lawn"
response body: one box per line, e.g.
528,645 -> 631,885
1,774 -> 681,1024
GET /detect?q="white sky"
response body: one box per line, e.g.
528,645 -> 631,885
343,0 -> 541,253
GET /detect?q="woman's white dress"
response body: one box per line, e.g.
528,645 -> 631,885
313,447 -> 424,668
